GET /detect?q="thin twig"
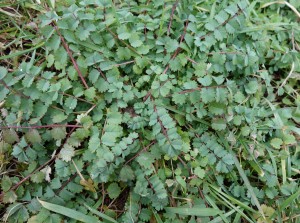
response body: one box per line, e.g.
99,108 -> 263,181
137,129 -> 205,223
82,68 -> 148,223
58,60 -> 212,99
124,140 -> 156,165
199,6 -> 245,40
0,155 -> 57,201
280,62 -> 295,88
198,188 -> 210,208
178,85 -> 226,94
0,80 -> 29,99
106,27 -> 141,56
96,67 -> 107,81
186,57 -> 198,64
52,23 -> 89,89
115,60 -> 135,67
100,182 -> 105,212
177,155 -> 187,166
207,51 -> 244,55
0,104 -> 96,202
167,0 -> 179,36
163,20 -> 189,75
179,19 -> 189,44
60,92 -> 94,105
144,25 -> 148,41
55,162 -> 90,195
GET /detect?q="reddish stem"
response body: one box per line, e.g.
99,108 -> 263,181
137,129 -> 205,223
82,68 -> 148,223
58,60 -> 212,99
124,140 -> 156,165
0,80 -> 29,99
53,24 -> 89,89
186,57 -> 198,64
167,0 -> 179,36
199,6 -> 244,40
115,60 -> 135,67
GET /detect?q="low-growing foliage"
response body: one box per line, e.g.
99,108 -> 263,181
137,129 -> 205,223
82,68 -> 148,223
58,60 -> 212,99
1,0 -> 300,222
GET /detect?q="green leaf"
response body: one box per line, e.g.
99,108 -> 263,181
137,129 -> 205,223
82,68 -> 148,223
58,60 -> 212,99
84,204 -> 118,223
101,124 -> 123,146
137,152 -> 155,169
129,33 -> 143,47
31,171 -> 45,183
25,129 -> 42,144
107,183 -> 121,199
1,176 -> 12,192
165,38 -> 179,53
234,91 -> 246,103
225,23 -> 236,34
198,75 -> 212,87
194,167 -> 205,179
51,127 -> 67,140
59,144 -> 75,162
169,58 -> 181,71
120,165 -> 135,182
245,80 -> 259,94
107,111 -> 123,125
282,133 -> 296,144
84,87 -> 96,100
38,199 -> 100,223
3,191 -> 17,204
117,26 -> 131,40
65,97 -> 77,110
205,19 -> 219,31
86,53 -> 104,66
0,66 -> 8,79
212,118 -> 227,131
37,79 -> 50,92
149,175 -> 167,199
201,88 -> 216,103
270,138 -> 283,149
208,102 -> 225,115
215,11 -> 229,24
2,129 -> 19,144
183,81 -> 198,89
52,113 -> 68,123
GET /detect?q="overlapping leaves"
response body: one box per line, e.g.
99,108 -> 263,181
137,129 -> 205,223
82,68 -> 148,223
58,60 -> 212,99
1,0 -> 300,222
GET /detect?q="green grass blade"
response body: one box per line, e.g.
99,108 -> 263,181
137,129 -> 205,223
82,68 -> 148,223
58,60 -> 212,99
209,184 -> 257,213
165,207 -> 221,217
266,147 -> 278,176
219,134 -> 266,220
209,188 -> 256,223
0,42 -> 45,60
207,209 -> 236,223
232,212 -> 242,223
84,203 -> 118,223
38,199 -> 101,223
151,208 -> 163,223
240,139 -> 264,177
231,154 -> 266,219
205,195 -> 230,223
271,189 -> 300,219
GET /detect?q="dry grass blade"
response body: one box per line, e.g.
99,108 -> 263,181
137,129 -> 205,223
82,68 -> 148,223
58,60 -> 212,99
261,1 -> 300,18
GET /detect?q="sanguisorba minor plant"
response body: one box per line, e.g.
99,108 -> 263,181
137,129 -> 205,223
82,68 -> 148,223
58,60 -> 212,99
1,0 -> 300,222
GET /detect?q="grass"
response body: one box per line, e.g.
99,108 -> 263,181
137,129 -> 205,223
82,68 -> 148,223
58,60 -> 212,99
0,0 -> 44,68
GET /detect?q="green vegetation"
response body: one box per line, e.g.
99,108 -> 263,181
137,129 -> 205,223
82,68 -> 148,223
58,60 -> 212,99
1,0 -> 300,222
